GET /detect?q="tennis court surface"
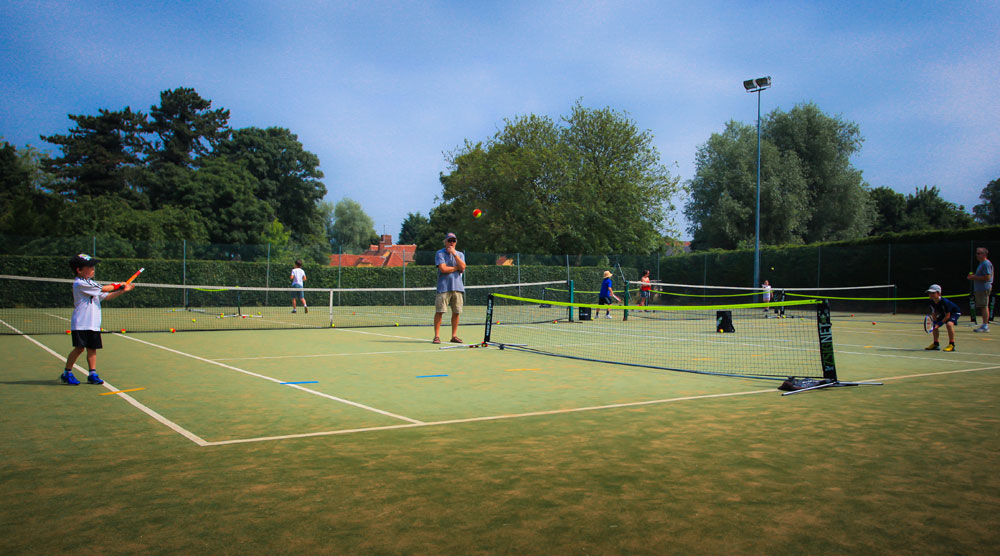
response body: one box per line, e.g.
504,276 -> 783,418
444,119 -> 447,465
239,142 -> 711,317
2,301 -> 999,554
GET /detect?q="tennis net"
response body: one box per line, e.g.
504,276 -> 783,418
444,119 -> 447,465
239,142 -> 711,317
0,274 -> 565,335
483,293 -> 837,380
629,282 -> 900,316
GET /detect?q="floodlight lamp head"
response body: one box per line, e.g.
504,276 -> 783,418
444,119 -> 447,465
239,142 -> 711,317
743,76 -> 772,92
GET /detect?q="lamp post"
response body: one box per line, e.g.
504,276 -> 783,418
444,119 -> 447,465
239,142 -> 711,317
743,76 -> 771,297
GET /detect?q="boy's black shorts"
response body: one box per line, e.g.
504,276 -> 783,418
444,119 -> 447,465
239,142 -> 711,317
598,296 -> 613,305
71,330 -> 103,349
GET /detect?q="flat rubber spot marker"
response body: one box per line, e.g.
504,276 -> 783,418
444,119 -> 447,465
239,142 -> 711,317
99,387 -> 146,396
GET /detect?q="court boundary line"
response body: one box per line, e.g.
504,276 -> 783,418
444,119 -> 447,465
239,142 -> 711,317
202,363 -> 1000,446
0,318 -> 209,446
116,334 -> 424,424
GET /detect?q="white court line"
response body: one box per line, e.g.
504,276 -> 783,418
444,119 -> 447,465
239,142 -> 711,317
213,348 -> 453,362
203,362 -> 1000,446
203,388 -> 776,446
0,318 -> 209,446
116,334 -> 423,424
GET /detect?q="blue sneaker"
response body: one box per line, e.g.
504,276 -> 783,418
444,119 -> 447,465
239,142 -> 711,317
60,371 -> 80,385
87,372 -> 104,385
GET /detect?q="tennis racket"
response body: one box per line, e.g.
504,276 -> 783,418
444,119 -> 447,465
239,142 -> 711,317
924,313 -> 943,334
124,267 -> 144,285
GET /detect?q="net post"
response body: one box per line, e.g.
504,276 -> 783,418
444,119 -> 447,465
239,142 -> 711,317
568,280 -> 574,322
484,294 -> 495,344
328,289 -> 334,327
817,299 -> 838,381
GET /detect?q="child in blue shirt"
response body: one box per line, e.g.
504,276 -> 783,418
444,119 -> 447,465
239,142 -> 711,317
925,284 -> 960,352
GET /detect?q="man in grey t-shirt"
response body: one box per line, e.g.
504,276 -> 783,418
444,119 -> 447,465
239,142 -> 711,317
969,246 -> 994,332
433,232 -> 466,344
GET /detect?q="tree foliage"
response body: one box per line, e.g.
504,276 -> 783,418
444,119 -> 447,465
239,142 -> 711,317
973,177 -> 1000,225
685,121 -> 809,250
18,87 -> 330,257
429,102 -> 681,255
331,198 -> 377,251
398,212 -> 430,245
870,185 -> 974,234
686,102 -> 874,249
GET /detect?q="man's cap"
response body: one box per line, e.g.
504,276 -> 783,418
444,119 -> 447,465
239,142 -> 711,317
69,253 -> 100,268
444,232 -> 457,240
603,270 -> 613,278
926,284 -> 942,293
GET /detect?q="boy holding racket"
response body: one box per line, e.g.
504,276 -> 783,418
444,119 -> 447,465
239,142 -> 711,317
61,254 -> 135,385
599,270 -> 621,319
925,284 -> 960,352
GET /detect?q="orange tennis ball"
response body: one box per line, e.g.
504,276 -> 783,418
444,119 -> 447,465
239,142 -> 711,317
473,208 -> 482,218
65,330 -> 71,334
120,329 -> 126,334
170,328 -> 176,333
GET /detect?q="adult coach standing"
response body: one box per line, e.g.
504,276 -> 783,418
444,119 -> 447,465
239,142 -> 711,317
968,246 -> 993,332
433,232 -> 466,344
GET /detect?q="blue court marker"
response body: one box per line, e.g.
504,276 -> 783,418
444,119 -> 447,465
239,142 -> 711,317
280,381 -> 319,385
416,374 -> 448,378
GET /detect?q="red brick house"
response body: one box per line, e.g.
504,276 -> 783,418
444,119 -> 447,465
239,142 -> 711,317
329,235 -> 416,267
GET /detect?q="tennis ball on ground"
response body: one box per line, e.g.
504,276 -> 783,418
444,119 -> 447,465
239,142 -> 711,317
191,318 -> 196,322
473,208 -> 482,218
170,328 -> 176,333
65,330 -> 71,334
120,329 -> 126,333
394,322 -> 399,326
872,321 -> 876,325
330,323 -> 335,328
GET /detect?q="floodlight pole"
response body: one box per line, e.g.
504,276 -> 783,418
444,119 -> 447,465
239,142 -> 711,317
744,76 -> 771,297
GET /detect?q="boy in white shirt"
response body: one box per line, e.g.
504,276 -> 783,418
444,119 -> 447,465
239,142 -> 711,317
61,254 -> 134,385
290,259 -> 308,313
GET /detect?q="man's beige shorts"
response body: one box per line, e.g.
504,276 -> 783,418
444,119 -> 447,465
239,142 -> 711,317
435,291 -> 464,314
975,290 -> 991,307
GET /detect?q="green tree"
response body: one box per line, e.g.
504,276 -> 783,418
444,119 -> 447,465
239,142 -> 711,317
144,87 -> 230,168
399,212 -> 430,245
212,127 -> 326,241
40,108 -> 148,204
433,102 -> 680,255
900,186 -> 974,231
973,177 -> 1000,225
686,102 -> 874,249
685,120 -> 810,250
764,102 -> 874,242
331,198 -> 377,251
0,142 -> 62,236
869,186 -> 907,235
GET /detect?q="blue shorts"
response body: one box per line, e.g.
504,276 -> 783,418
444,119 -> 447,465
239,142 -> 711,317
934,313 -> 960,327
291,284 -> 305,299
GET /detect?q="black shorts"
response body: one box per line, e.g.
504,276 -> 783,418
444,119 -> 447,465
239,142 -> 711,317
71,330 -> 103,349
599,296 -> 614,305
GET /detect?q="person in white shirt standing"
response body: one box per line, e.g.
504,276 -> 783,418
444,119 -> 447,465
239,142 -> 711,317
290,259 -> 308,313
61,254 -> 134,385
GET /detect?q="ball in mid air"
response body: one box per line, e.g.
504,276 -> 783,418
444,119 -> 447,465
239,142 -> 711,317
473,208 -> 482,218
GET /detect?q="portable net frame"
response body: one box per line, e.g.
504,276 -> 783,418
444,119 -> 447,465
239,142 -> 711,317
627,282 -> 901,317
0,275 -> 565,335
484,293 -> 841,382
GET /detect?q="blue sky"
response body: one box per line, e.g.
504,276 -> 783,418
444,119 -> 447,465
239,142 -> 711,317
2,1 -> 998,240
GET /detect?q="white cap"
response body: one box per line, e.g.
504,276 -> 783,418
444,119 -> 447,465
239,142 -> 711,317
926,284 -> 942,293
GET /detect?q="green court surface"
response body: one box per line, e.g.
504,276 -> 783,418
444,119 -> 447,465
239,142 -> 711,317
2,314 -> 998,555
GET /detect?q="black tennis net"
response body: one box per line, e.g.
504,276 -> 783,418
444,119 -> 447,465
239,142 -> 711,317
483,293 -> 837,381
